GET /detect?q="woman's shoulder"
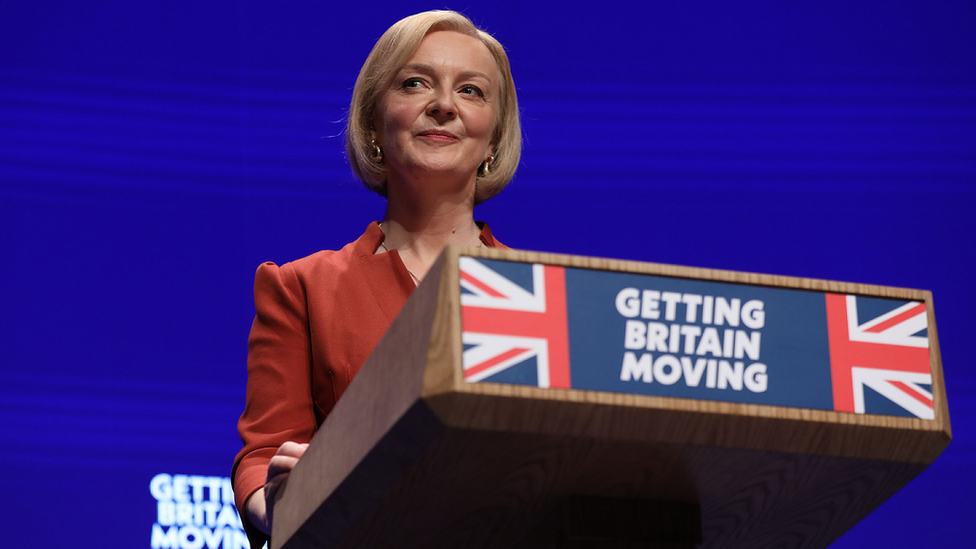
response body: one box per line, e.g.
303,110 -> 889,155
281,246 -> 350,274
254,223 -> 382,282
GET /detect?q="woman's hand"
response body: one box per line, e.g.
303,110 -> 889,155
245,441 -> 309,535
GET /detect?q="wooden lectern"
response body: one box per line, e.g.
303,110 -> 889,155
271,247 -> 950,549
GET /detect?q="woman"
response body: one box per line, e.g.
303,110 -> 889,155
231,10 -> 521,546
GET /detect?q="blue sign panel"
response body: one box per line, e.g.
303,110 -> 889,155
459,257 -> 933,419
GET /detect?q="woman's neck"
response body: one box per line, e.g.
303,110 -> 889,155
380,178 -> 482,281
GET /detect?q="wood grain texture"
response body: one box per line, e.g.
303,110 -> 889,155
273,246 -> 949,549
925,294 -> 951,438
279,421 -> 925,549
421,245 -> 463,399
422,389 -> 948,464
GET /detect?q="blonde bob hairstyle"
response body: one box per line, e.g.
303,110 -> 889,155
346,10 -> 521,205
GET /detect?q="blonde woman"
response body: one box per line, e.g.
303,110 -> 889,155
231,10 -> 521,546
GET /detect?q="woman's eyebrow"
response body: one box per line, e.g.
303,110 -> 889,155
400,63 -> 491,82
400,63 -> 435,75
458,70 -> 492,82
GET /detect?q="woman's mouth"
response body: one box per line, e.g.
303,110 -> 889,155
416,130 -> 458,142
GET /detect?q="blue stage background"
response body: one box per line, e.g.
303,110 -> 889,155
2,1 -> 973,546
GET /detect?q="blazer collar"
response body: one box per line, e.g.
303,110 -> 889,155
353,221 -> 506,322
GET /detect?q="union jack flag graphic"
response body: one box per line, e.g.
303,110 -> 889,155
826,293 -> 933,419
459,258 -> 571,389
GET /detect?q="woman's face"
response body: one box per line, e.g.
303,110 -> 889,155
374,30 -> 499,188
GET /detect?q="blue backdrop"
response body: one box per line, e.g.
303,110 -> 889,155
2,1 -> 973,547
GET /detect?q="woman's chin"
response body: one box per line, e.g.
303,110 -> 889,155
400,158 -> 478,179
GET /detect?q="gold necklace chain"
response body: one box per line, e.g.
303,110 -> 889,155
378,222 -> 485,286
378,238 -> 422,285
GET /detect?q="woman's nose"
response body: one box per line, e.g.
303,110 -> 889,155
426,89 -> 456,121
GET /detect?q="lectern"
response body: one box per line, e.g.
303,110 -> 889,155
271,247 -> 950,549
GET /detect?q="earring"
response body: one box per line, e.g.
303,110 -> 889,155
479,154 -> 495,177
371,139 -> 384,163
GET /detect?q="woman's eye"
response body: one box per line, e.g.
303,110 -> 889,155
402,78 -> 424,89
460,85 -> 484,97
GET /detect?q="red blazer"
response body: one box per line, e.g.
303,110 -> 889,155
232,222 -> 505,545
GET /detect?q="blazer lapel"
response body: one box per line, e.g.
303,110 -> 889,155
355,222 -> 414,323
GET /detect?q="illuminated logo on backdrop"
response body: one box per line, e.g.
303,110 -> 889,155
149,473 -> 253,549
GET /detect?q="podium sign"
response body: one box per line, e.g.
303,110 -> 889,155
460,257 -> 934,419
272,247 -> 950,549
